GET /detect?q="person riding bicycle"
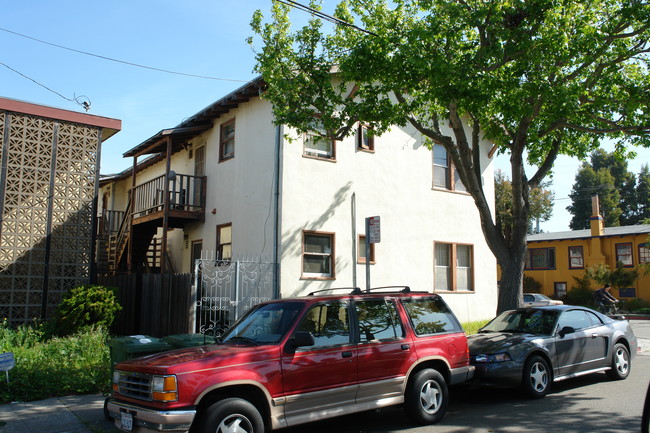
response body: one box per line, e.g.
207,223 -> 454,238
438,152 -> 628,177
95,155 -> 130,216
593,284 -> 618,314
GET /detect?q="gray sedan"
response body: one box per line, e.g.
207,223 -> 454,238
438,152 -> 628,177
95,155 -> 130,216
468,305 -> 638,398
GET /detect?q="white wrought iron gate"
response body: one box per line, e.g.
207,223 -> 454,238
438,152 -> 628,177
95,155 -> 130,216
194,257 -> 274,337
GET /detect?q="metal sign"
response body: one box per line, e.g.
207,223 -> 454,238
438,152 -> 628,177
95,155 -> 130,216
368,216 -> 380,243
0,353 -> 14,383
0,353 -> 14,371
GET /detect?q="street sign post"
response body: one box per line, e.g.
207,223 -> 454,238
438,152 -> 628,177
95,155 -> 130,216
365,216 -> 380,291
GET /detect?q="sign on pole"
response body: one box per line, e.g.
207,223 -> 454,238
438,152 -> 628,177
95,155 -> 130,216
368,216 -> 380,243
0,352 -> 15,383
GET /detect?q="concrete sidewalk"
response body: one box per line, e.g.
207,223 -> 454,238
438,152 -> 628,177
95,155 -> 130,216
0,394 -> 118,433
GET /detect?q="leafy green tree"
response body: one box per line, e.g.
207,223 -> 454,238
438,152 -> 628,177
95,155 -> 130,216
589,149 -> 638,225
495,169 -> 553,244
567,164 -> 621,229
250,0 -> 650,313
638,164 -> 650,222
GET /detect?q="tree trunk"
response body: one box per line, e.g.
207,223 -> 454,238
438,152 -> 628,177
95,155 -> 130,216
497,253 -> 526,313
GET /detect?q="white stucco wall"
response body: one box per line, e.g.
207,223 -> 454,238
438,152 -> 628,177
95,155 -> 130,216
278,120 -> 498,322
101,93 -> 498,322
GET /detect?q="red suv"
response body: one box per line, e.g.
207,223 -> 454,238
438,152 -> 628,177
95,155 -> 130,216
107,287 -> 473,432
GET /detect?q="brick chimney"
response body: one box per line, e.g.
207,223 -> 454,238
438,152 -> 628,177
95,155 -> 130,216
590,194 -> 604,237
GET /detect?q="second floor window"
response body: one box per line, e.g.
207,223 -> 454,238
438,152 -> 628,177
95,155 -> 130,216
220,119 -> 235,162
433,144 -> 465,192
303,119 -> 335,160
357,124 -> 375,151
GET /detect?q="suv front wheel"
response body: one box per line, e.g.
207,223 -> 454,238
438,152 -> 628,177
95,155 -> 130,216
404,368 -> 448,425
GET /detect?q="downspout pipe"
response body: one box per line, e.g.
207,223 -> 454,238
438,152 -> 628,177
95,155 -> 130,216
273,124 -> 283,299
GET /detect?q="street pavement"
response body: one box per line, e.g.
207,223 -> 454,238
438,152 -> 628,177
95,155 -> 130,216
0,319 -> 648,433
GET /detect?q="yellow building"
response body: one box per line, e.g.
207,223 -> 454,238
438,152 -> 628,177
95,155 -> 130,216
525,197 -> 650,302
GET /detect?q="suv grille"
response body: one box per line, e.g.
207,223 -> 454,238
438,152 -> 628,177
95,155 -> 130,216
116,371 -> 153,400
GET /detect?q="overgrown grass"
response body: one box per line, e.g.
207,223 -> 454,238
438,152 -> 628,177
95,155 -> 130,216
0,322 -> 111,404
462,320 -> 489,335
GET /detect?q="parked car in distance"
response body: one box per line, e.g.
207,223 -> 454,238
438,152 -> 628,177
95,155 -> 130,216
107,287 -> 474,433
523,293 -> 563,307
468,305 -> 637,399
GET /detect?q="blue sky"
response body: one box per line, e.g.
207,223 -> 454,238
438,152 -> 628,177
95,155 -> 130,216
2,0 -> 648,233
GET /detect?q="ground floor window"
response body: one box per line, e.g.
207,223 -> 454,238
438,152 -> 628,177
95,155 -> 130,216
217,223 -> 232,262
554,282 -> 567,298
526,248 -> 555,270
638,243 -> 649,264
615,243 -> 633,267
302,231 -> 335,279
434,242 -> 473,291
568,246 -> 584,269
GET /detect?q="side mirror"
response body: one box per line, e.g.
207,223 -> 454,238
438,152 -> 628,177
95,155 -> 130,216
558,326 -> 575,338
285,331 -> 315,353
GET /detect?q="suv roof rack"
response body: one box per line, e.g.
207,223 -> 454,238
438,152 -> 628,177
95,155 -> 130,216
307,287 -> 362,296
368,286 -> 411,293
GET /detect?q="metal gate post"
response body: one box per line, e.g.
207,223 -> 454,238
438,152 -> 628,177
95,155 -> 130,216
234,261 -> 241,321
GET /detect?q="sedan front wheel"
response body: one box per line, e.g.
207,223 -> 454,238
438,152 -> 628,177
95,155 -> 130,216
521,355 -> 551,399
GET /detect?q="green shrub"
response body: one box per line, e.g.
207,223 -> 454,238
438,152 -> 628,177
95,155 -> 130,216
620,298 -> 650,313
49,285 -> 122,336
523,276 -> 542,293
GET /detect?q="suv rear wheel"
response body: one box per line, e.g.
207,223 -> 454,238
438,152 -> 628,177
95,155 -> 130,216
404,368 -> 448,425
196,398 -> 264,433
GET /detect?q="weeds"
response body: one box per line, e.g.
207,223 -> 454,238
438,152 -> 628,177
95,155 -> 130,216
0,322 -> 111,404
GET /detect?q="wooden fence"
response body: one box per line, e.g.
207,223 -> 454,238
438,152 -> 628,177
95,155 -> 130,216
100,273 -> 194,337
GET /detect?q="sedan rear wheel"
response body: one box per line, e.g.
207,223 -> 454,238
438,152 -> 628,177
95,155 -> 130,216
521,355 -> 550,399
606,343 -> 630,380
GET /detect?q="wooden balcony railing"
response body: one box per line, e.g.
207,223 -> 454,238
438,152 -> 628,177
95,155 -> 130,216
132,173 -> 205,219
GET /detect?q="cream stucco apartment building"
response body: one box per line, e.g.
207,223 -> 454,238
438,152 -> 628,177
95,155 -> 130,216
99,78 -> 498,323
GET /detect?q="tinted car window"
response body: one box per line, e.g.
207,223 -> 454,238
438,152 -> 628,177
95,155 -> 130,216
296,302 -> 350,347
222,302 -> 303,344
402,297 -> 460,335
585,310 -> 604,326
355,299 -> 404,342
557,310 -> 593,331
524,294 -> 534,302
480,309 -> 558,335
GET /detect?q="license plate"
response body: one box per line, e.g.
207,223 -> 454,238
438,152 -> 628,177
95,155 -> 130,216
120,412 -> 133,432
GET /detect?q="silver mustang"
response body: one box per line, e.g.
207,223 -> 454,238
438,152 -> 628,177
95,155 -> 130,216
468,305 -> 638,398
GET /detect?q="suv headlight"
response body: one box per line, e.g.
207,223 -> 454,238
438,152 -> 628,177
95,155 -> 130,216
151,375 -> 178,402
473,353 -> 511,363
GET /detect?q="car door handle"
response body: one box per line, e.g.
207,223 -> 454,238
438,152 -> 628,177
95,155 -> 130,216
592,333 -> 599,339
342,351 -> 353,358
401,344 -> 410,351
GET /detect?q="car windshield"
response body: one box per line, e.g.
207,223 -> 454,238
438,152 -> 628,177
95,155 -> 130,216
221,302 -> 304,345
480,309 -> 559,335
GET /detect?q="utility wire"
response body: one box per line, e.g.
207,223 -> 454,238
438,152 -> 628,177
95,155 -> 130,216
275,0 -> 378,36
0,26 -> 248,83
0,60 -> 91,111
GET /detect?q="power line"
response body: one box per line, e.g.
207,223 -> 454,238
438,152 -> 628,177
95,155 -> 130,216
275,0 -> 378,36
0,26 -> 248,83
0,61 -> 91,111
